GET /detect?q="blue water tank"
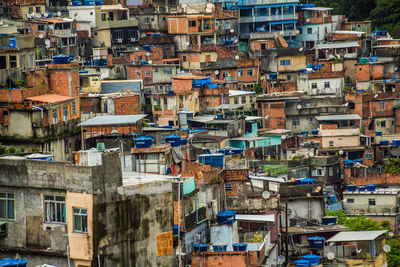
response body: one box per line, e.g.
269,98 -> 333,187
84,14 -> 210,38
95,0 -> 103,4
344,160 -> 354,168
173,224 -> 181,236
302,254 -> 320,266
165,135 -> 182,147
375,131 -> 383,136
347,184 -> 356,191
134,136 -> 153,148
212,244 -> 228,252
366,184 -> 376,192
370,56 -> 378,62
72,0 -> 83,5
321,216 -> 337,225
354,159 -> 363,164
300,178 -> 316,185
181,138 -> 188,145
211,154 -> 224,167
0,259 -> 28,267
269,73 -> 278,79
193,244 -> 209,252
230,148 -> 243,155
380,140 -> 389,146
232,243 -> 247,251
301,131 -> 309,136
216,210 -> 236,224
8,37 -> 16,48
217,148 -> 231,155
202,148 -> 211,154
199,154 -> 213,165
216,114 -> 223,119
84,0 -> 94,5
311,130 -> 319,135
307,236 -> 325,249
53,54 -> 70,64
393,140 -> 400,146
294,259 -> 310,267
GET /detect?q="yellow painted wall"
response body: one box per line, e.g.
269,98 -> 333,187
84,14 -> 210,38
94,29 -> 111,47
277,55 -> 307,72
66,191 -> 93,266
228,94 -> 255,109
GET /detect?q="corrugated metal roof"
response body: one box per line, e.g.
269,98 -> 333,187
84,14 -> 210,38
236,214 -> 275,222
315,114 -> 361,121
316,41 -> 360,49
79,114 -> 147,127
327,230 -> 387,242
25,94 -> 74,103
229,90 -> 255,97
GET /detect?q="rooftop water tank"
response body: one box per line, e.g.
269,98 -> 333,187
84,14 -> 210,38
375,131 -> 383,136
53,54 -> 70,64
321,216 -> 337,225
302,254 -> 320,266
347,184 -> 356,192
165,135 -> 181,147
216,210 -> 236,225
366,184 -> 376,192
212,244 -> 227,252
294,259 -> 310,267
311,130 -> 319,135
380,140 -> 389,146
307,236 -> 325,249
393,140 -> 400,146
134,136 -> 153,148
211,154 -> 224,167
232,243 -> 247,251
193,244 -> 209,252
199,154 -> 213,165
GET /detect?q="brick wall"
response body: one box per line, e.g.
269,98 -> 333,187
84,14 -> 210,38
356,64 -> 370,81
191,252 -> 248,267
173,79 -> 193,94
80,96 -> 101,114
48,63 -> 80,97
83,125 -> 140,138
259,101 -> 286,129
114,95 -> 140,115
344,169 -> 400,186
126,65 -> 152,84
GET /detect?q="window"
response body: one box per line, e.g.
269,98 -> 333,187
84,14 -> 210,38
36,6 -> 41,12
113,30 -> 123,40
38,24 -> 45,31
241,96 -> 246,104
380,121 -> 386,127
329,167 -> 334,176
280,60 -> 290,66
182,56 -> 187,62
101,12 -> 106,21
223,71 -> 229,79
154,67 -> 158,73
190,21 -> 196,27
238,69 -> 243,77
203,23 -> 211,30
261,43 -> 266,50
63,106 -> 68,121
250,95 -> 253,103
167,69 -> 172,75
61,38 -> 68,47
69,37 -> 76,46
9,55 -> 17,68
0,56 -> 5,69
365,152 -> 372,159
312,168 -> 325,176
29,7 -> 33,13
377,101 -> 386,111
145,70 -> 151,78
247,69 -> 253,76
324,82 -> 330,88
329,141 -> 334,147
108,12 -> 114,21
72,102 -> 76,115
307,27 -> 312,34
52,109 -> 58,124
311,83 -> 317,89
234,97 -> 239,104
368,199 -> 376,206
347,198 -> 354,203
73,208 -> 88,233
144,17 -> 150,24
44,195 -> 65,223
292,117 -> 300,126
349,102 -> 355,109
225,183 -> 232,191
287,75 -> 291,81
0,193 -> 14,220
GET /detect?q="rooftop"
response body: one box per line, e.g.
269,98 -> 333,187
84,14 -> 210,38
327,230 -> 387,242
229,90 -> 255,97
79,114 -> 147,127
343,187 -> 400,195
25,94 -> 75,104
282,224 -> 349,234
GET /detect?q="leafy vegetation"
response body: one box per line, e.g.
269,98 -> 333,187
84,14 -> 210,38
385,158 -> 400,173
387,238 -> 400,267
325,210 -> 391,231
254,84 -> 263,95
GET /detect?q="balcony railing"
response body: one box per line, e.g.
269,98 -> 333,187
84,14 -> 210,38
240,13 -> 298,23
185,206 -> 207,229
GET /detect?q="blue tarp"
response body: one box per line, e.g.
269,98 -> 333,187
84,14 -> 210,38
193,78 -> 219,89
0,258 -> 28,267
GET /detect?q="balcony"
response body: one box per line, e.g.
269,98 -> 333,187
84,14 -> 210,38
96,18 -> 138,29
240,13 -> 298,23
184,206 -> 207,230
240,0 -> 299,6
53,29 -> 77,38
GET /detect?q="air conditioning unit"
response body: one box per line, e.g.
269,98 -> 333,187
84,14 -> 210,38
117,39 -> 123,43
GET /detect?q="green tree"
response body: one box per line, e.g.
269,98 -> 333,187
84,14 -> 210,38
254,84 -> 263,95
325,210 -> 389,231
387,238 -> 400,267
385,158 -> 400,173
371,0 -> 400,37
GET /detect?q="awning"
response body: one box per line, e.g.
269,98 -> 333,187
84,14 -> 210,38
79,114 -> 147,127
327,230 -> 387,242
236,214 -> 275,222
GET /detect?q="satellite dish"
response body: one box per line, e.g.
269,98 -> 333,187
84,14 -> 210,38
145,52 -> 150,56
265,115 -> 269,120
297,104 -> 302,110
111,129 -> 118,134
39,34 -> 44,39
277,255 -> 286,264
280,31 -> 284,35
215,70 -> 219,75
299,47 -> 304,52
44,12 -> 48,18
295,29 -> 301,34
230,28 -> 234,33
339,150 -> 344,155
374,94 -> 378,98
135,47 -> 139,51
309,152 -> 314,157
281,135 -> 286,140
35,13 -> 41,18
315,186 -> 322,193
384,244 -> 391,253
306,18 -> 311,23
327,252 -> 335,260
344,102 -> 349,106
148,60 -> 152,64
234,55 -> 239,60
306,193 -> 311,198
57,11 -> 62,17
262,191 -> 270,199
186,41 -> 190,46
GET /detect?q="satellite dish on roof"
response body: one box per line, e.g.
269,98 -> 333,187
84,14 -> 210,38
262,191 -> 270,199
57,11 -> 62,17
374,94 -> 379,98
35,13 -> 41,18
44,12 -> 48,18
235,55 -> 239,60
306,18 -> 311,23
277,255 -> 286,264
230,28 -> 234,33
145,52 -> 150,56
339,150 -> 344,155
299,47 -> 304,52
384,244 -> 391,253
327,252 -> 335,260
148,60 -> 152,64
315,186 -> 322,193
281,135 -> 286,140
309,151 -> 314,157
215,70 -> 219,75
280,31 -> 284,35
297,104 -> 302,110
26,14 -> 32,19
186,41 -> 190,46
306,193 -> 311,198
265,115 -> 269,120
111,129 -> 118,134
39,34 -> 44,39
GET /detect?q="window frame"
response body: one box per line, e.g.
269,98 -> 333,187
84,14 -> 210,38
0,192 -> 15,220
73,208 -> 88,233
247,69 -> 253,76
368,198 -> 376,206
44,195 -> 66,223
